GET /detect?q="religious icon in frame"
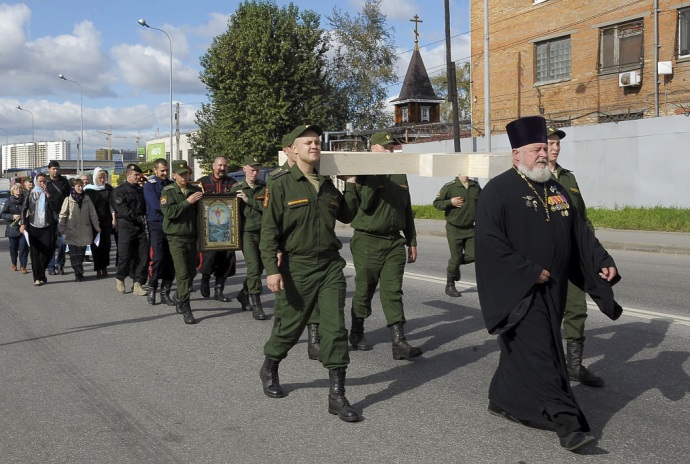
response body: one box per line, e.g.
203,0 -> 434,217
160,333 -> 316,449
197,193 -> 241,251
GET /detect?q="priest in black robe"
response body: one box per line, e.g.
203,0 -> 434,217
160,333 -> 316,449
475,116 -> 623,452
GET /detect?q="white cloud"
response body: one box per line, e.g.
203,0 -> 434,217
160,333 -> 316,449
111,43 -> 204,96
0,10 -> 114,99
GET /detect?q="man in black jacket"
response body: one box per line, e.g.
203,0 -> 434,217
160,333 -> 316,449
45,160 -> 70,275
111,163 -> 149,296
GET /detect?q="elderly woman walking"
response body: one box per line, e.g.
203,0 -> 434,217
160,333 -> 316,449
84,167 -> 115,277
19,173 -> 55,286
1,183 -> 30,273
59,178 -> 100,281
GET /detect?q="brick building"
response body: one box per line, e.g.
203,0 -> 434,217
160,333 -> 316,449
470,0 -> 690,134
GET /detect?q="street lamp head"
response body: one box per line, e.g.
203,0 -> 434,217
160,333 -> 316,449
138,19 -> 149,28
58,74 -> 66,80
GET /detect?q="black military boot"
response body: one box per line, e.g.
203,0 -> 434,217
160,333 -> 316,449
178,300 -> 196,325
159,280 -> 177,307
213,278 -> 232,302
349,311 -> 372,351
566,340 -> 604,387
328,367 -> 361,422
146,281 -> 157,305
307,324 -> 320,361
389,323 -> 423,360
445,274 -> 461,297
200,274 -> 211,298
250,294 -> 267,320
259,357 -> 285,398
236,286 -> 252,311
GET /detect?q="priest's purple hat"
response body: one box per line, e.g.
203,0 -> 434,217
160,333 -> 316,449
505,116 -> 547,149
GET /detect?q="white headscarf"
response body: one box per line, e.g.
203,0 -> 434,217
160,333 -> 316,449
85,167 -> 109,191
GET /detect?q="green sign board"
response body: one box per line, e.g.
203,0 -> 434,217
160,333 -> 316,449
146,142 -> 166,162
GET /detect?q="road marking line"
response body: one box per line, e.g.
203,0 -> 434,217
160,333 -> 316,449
345,263 -> 690,327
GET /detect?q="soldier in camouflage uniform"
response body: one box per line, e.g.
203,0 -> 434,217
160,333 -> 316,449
231,155 -> 268,321
258,125 -> 361,422
348,132 -> 422,361
433,175 -> 481,297
161,160 -> 203,325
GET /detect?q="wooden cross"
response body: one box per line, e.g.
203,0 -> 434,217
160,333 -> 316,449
278,151 -> 512,179
410,15 -> 423,49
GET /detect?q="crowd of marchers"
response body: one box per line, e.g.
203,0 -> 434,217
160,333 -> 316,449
1,118 -> 622,453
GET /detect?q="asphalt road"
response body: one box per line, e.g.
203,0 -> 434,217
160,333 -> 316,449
1,229 -> 689,463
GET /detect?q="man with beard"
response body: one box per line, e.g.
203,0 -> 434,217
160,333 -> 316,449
475,116 -> 622,452
196,156 -> 239,302
143,158 -> 176,306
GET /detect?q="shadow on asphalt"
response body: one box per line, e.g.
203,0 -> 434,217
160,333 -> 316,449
574,318 -> 688,434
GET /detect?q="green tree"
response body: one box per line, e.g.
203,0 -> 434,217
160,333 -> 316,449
328,0 -> 398,131
430,61 -> 471,123
192,0 -> 347,170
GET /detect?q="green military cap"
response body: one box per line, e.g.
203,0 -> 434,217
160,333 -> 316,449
371,132 -> 395,146
244,155 -> 262,167
281,133 -> 295,148
172,160 -> 192,175
546,125 -> 566,139
288,124 -> 323,142
24,176 -> 34,183
126,163 -> 143,173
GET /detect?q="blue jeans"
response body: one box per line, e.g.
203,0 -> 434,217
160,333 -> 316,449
8,235 -> 29,268
48,232 -> 66,270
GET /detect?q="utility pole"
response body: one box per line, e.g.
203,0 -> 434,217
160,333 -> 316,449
175,102 -> 181,162
445,0 -> 461,152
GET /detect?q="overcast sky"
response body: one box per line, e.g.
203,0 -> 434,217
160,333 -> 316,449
0,0 -> 470,157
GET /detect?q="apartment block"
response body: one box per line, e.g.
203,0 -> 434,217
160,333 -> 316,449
470,0 -> 690,134
1,140 -> 71,172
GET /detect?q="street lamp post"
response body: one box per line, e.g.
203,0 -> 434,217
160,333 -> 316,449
58,74 -> 84,174
16,105 -> 36,168
0,127 -> 8,176
138,18 -> 174,163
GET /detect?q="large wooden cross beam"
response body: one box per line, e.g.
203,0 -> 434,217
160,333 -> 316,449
278,151 -> 513,179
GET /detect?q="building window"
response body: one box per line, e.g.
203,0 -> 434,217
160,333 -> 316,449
679,8 -> 690,57
598,110 -> 644,123
599,19 -> 644,74
402,107 -> 409,123
421,106 -> 430,122
535,36 -> 571,83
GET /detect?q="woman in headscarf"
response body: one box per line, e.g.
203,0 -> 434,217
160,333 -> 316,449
84,167 -> 115,277
1,183 -> 29,273
59,178 -> 100,281
19,172 -> 55,286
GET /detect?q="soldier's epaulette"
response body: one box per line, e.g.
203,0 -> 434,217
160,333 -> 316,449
161,183 -> 176,192
270,169 -> 290,180
443,179 -> 456,187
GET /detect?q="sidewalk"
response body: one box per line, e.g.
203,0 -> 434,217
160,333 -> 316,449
419,219 -> 690,255
339,219 -> 690,255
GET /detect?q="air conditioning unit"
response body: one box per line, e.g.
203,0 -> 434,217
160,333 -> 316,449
619,70 -> 641,87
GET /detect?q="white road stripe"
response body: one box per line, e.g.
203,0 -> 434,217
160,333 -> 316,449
345,262 -> 690,328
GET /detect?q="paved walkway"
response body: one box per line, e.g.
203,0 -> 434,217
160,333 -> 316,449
425,219 -> 690,255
